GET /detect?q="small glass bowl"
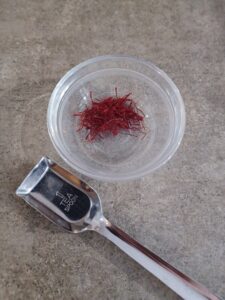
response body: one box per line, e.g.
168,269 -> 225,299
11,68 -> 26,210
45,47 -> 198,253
47,55 -> 185,181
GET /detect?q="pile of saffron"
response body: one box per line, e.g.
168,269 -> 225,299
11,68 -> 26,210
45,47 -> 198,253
74,92 -> 145,142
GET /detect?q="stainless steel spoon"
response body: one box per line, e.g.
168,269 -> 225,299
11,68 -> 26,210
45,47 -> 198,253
16,157 -> 220,300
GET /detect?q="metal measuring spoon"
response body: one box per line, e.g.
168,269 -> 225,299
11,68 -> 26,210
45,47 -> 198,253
16,157 -> 220,300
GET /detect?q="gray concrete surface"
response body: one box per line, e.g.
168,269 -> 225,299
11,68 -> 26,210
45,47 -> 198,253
0,0 -> 225,299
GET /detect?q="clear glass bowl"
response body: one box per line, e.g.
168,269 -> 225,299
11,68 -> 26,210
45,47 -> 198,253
47,55 -> 185,181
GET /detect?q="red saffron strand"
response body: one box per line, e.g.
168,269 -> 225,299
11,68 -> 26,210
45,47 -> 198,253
74,90 -> 145,142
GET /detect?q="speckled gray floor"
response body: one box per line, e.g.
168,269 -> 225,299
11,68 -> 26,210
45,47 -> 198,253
0,0 -> 225,299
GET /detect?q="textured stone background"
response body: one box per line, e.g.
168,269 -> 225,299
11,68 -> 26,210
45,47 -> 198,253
0,0 -> 225,299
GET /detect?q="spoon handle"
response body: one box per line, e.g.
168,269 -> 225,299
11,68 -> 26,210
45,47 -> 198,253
97,218 -> 220,300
